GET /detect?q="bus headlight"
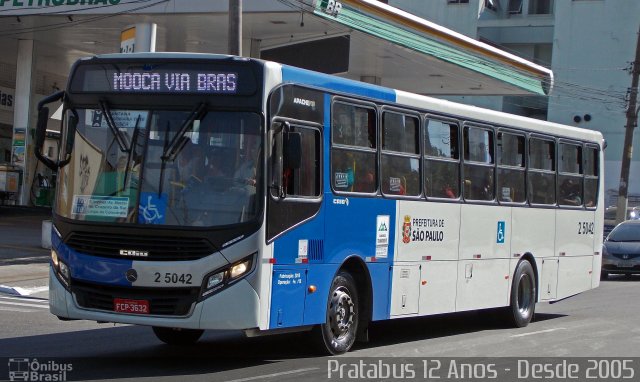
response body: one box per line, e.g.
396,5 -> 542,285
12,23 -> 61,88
51,249 -> 70,288
206,271 -> 225,290
201,254 -> 255,299
229,259 -> 250,280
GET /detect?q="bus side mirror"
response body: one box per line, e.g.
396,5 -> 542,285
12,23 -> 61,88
58,111 -> 78,168
284,131 -> 302,170
34,91 -> 64,171
35,106 -> 58,171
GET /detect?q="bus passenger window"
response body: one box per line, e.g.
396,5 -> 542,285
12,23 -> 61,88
424,118 -> 460,199
331,102 -> 377,194
528,138 -> 556,205
497,132 -> 525,203
463,126 -> 495,201
558,143 -> 583,206
583,147 -> 599,207
381,112 -> 420,196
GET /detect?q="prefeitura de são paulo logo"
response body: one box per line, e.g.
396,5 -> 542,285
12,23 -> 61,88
402,215 -> 412,243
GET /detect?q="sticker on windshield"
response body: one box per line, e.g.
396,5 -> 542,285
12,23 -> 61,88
86,110 -> 149,129
138,192 -> 167,225
72,195 -> 129,218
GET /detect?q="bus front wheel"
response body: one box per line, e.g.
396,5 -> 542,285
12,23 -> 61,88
152,326 -> 204,345
506,260 -> 536,327
316,272 -> 359,355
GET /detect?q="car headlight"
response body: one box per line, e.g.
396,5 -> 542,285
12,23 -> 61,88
201,254 -> 255,299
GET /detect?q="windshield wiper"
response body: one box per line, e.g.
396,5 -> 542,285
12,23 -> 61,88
122,114 -> 142,192
161,102 -> 206,161
100,100 -> 130,153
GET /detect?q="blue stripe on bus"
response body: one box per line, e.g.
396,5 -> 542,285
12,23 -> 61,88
281,65 -> 396,102
53,235 -> 133,287
269,90 -> 397,328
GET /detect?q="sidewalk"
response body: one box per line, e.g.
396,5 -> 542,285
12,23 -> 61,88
0,206 -> 52,298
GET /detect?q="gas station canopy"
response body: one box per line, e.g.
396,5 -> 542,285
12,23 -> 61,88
0,0 -> 553,96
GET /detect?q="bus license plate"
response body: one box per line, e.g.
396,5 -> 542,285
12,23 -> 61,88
114,298 -> 150,314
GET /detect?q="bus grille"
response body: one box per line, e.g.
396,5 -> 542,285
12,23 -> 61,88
72,281 -> 199,316
65,232 -> 215,261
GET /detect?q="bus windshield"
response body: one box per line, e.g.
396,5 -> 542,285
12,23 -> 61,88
55,108 -> 262,227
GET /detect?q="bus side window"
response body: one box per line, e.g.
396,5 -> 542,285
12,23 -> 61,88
558,143 -> 583,206
424,118 -> 460,199
331,102 -> 377,194
528,138 -> 556,205
283,126 -> 321,197
463,126 -> 495,201
583,146 -> 599,208
381,112 -> 420,196
497,132 -> 525,203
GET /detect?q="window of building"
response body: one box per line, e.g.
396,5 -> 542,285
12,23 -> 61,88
424,118 -> 460,199
583,146 -> 599,208
508,0 -> 523,14
463,126 -> 495,201
485,0 -> 498,11
529,0 -> 554,15
381,112 -> 420,196
448,0 -> 469,4
528,137 -> 555,204
558,142 -> 583,207
497,131 -> 526,203
331,102 -> 377,193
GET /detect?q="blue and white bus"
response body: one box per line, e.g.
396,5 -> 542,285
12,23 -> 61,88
35,53 -> 604,354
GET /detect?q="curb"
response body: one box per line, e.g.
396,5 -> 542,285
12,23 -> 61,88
0,285 -> 20,296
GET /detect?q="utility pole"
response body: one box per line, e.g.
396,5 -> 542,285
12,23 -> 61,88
228,0 -> 242,56
616,26 -> 640,224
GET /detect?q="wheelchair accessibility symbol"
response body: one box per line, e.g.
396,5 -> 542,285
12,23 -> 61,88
138,192 -> 167,224
497,221 -> 506,244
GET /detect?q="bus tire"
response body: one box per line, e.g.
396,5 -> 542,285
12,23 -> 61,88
316,271 -> 359,355
152,327 -> 204,345
506,260 -> 536,328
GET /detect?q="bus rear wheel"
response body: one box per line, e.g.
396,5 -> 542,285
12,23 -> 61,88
152,327 -> 204,345
506,260 -> 536,327
316,272 -> 359,355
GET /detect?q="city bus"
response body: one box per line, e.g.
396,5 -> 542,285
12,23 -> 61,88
34,53 -> 604,355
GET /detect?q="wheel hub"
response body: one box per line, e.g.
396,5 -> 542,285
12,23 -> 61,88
328,288 -> 355,338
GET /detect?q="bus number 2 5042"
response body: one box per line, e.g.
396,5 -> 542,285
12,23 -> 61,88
578,222 -> 594,235
154,272 -> 193,285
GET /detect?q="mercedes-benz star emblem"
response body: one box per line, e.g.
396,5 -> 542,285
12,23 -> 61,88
125,269 -> 138,283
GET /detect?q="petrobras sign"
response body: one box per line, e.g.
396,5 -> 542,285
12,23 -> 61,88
0,0 -> 294,15
0,86 -> 14,112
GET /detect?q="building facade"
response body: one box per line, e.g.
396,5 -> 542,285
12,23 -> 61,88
390,0 -> 640,206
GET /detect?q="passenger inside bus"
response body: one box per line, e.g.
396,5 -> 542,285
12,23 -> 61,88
560,178 -> 582,206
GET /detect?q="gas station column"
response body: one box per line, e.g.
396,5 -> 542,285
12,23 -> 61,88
12,39 -> 35,206
134,23 -> 157,53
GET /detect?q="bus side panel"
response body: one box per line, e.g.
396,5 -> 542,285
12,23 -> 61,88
395,200 -> 460,316
510,207 -> 556,300
555,209 -> 596,299
456,204 -> 511,311
592,155 -> 605,289
269,207 -> 325,329
324,196 -> 396,321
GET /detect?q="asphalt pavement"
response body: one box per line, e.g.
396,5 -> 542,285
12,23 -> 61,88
0,206 -> 52,298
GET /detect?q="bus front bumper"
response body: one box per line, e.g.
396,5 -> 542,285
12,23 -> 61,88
49,267 -> 261,330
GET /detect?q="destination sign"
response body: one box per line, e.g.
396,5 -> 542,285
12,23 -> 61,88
70,62 -> 257,96
111,72 -> 237,93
